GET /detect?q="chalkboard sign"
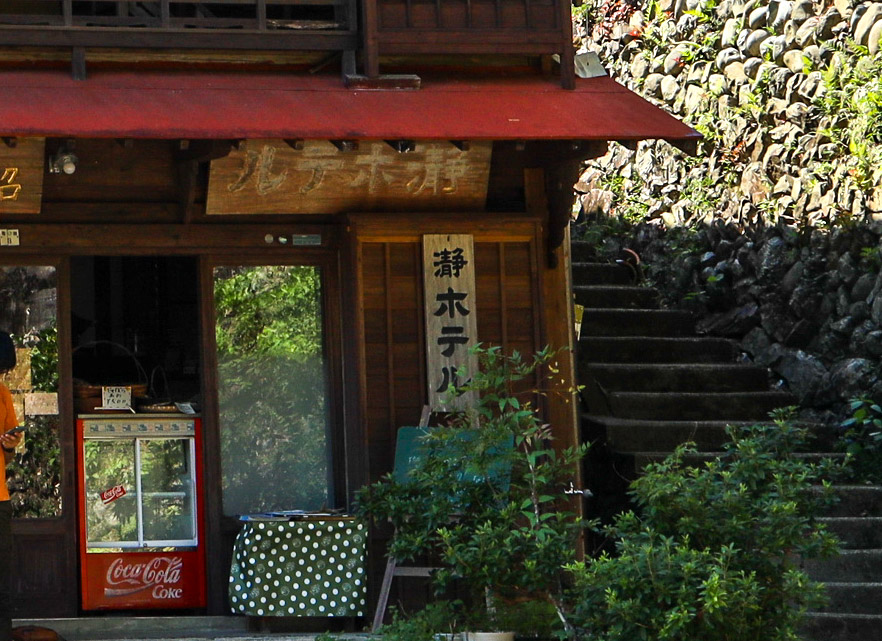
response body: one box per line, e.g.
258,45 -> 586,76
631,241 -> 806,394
392,426 -> 514,492
392,426 -> 431,485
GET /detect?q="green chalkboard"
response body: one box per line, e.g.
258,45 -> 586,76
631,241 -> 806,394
392,426 -> 513,492
392,426 -> 432,484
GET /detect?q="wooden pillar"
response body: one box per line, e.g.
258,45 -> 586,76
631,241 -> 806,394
525,168 -> 584,525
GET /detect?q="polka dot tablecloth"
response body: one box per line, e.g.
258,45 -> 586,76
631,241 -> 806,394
229,517 -> 367,617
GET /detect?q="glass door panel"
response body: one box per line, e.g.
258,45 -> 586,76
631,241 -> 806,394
213,265 -> 331,516
84,435 -> 198,548
0,265 -> 61,519
83,439 -> 138,545
140,438 -> 197,542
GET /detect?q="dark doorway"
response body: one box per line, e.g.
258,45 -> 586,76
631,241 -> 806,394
70,256 -> 201,410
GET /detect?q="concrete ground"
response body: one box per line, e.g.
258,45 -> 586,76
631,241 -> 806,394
13,617 -> 375,641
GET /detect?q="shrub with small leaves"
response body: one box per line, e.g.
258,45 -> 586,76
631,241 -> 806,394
839,397 -> 882,482
566,410 -> 841,641
356,345 -> 588,638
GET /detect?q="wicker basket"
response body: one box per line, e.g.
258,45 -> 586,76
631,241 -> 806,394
72,341 -> 149,413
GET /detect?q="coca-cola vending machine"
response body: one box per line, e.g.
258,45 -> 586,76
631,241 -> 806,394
77,414 -> 206,610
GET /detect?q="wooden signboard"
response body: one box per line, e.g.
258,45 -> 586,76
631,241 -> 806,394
206,140 -> 491,215
423,234 -> 478,411
0,138 -> 44,215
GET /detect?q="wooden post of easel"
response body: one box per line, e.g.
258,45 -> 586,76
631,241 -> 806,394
371,405 -> 435,632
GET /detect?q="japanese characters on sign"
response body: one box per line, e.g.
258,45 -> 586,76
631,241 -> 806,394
423,234 -> 478,411
99,386 -> 133,411
206,140 -> 491,215
0,138 -> 44,215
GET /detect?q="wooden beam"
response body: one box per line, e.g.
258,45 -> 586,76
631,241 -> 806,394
0,224 -> 336,254
71,46 -> 86,80
176,139 -> 237,163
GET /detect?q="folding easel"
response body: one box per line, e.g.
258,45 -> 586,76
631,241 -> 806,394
371,406 -> 440,632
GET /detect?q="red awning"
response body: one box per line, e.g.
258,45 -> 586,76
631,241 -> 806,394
0,70 -> 699,142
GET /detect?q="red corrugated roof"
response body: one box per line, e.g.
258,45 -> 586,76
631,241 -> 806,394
0,70 -> 699,142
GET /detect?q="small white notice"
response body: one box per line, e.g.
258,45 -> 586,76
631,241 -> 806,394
98,386 -> 134,412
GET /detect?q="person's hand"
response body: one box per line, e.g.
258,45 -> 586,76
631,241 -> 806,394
0,430 -> 22,453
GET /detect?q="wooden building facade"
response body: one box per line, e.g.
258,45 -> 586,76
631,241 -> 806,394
0,0 -> 697,625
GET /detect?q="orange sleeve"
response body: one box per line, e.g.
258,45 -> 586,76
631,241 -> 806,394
0,384 -> 18,431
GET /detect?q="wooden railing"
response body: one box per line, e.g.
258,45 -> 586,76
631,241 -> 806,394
0,0 -> 358,78
362,0 -> 575,87
0,0 -> 574,86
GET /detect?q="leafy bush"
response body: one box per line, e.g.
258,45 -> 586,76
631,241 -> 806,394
839,396 -> 882,482
357,346 -> 587,637
566,411 -> 841,641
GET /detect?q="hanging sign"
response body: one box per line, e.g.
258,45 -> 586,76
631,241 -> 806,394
0,138 -> 44,215
423,234 -> 478,411
206,139 -> 491,215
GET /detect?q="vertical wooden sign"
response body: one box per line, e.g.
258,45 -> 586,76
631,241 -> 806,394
423,234 -> 478,411
0,138 -> 45,215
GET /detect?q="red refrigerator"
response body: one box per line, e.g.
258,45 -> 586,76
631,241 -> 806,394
77,414 -> 206,610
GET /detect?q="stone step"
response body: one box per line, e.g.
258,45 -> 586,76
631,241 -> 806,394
824,486 -> 882,518
583,414 -> 838,453
805,549 -> 882,583
606,390 -> 796,421
583,362 -> 770,393
574,285 -> 660,309
578,336 -> 738,363
14,617 -> 250,640
15,616 -> 371,641
817,583 -> 882,615
821,518 -> 882,550
802,612 -> 882,641
581,308 -> 696,337
570,242 -> 604,263
571,262 -> 634,285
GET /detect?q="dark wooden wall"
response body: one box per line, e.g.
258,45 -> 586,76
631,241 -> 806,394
349,215 -> 546,617
356,230 -> 542,482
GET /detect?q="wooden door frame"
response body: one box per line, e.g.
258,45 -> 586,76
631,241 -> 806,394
1,223 -> 356,615
198,250 -> 348,614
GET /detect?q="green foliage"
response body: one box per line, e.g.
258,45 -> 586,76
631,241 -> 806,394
214,265 -> 322,358
9,326 -> 62,518
816,45 -> 882,191
25,325 -> 58,392
565,411 -> 841,641
379,601 -> 465,641
859,245 -> 882,272
357,346 -> 588,637
839,397 -> 882,482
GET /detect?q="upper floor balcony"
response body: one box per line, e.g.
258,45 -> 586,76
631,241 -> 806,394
0,0 -> 575,86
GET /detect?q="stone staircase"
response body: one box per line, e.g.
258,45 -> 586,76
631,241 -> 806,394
571,239 -> 882,641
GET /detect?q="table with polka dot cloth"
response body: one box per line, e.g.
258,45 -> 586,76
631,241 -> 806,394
229,517 -> 367,617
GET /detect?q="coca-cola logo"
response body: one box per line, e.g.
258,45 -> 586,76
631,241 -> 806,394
104,556 -> 184,599
100,485 -> 126,505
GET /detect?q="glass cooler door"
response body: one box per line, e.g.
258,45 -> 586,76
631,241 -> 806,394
79,417 -> 206,610
84,435 -> 197,549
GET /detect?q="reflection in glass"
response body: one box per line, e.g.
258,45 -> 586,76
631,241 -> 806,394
214,266 -> 331,515
140,439 -> 195,541
84,440 -> 138,544
84,437 -> 197,548
0,266 -> 61,519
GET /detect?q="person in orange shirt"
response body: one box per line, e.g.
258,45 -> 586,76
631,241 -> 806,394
0,332 -> 22,641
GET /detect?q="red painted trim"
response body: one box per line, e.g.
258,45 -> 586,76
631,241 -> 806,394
0,70 -> 699,142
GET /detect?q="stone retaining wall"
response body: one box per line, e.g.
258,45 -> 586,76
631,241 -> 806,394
576,0 -> 882,412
